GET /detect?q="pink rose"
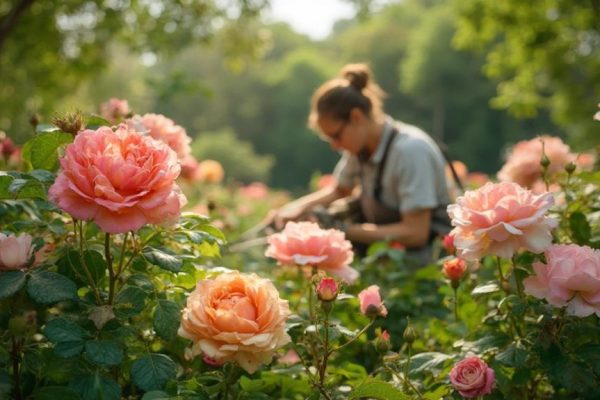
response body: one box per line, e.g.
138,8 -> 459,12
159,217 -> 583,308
442,258 -> 467,281
0,233 -> 34,270
178,272 -> 290,374
358,285 -> 388,317
128,113 -> 191,159
49,124 -> 186,234
449,356 -> 495,398
447,182 -> 558,260
497,135 -> 575,188
265,221 -> 358,283
523,244 -> 600,317
442,233 -> 456,255
240,182 -> 269,200
316,277 -> 339,302
100,98 -> 130,124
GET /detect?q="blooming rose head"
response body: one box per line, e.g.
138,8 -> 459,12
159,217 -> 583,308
49,124 -> 186,234
100,98 -> 131,124
240,182 -> 269,200
178,272 -> 291,374
316,277 -> 339,302
497,136 -> 575,188
447,182 -> 558,260
523,244 -> 600,317
195,160 -> 225,184
442,258 -> 467,281
128,113 -> 191,159
0,233 -> 34,271
265,221 -> 357,283
358,285 -> 388,318
449,356 -> 495,398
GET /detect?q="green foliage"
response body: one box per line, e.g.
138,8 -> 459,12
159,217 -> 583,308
0,271 -> 26,299
131,354 -> 177,392
21,131 -> 74,172
350,379 -> 410,400
27,271 -> 77,304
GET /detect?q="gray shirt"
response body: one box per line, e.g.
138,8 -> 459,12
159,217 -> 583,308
333,117 -> 451,216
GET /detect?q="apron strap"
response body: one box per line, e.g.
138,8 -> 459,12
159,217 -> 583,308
373,127 -> 399,202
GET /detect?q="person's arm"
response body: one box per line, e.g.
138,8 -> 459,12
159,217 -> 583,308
345,208 -> 432,248
271,184 -> 354,228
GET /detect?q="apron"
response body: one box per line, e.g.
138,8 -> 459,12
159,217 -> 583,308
358,127 -> 438,266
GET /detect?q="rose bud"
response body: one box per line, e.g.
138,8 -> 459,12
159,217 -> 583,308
442,258 -> 468,286
358,285 -> 388,318
442,233 -> 456,255
374,330 -> 391,353
316,277 -> 338,302
403,324 -> 418,344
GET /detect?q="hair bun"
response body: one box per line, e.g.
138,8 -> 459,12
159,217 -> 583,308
340,63 -> 372,91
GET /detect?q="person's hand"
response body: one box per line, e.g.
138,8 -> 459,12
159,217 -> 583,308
267,205 -> 306,230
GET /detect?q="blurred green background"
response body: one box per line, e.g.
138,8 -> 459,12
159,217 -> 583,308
1,0 -> 599,191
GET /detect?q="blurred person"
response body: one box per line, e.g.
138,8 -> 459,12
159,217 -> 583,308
267,63 -> 454,264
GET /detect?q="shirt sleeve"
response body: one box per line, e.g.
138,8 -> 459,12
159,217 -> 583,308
394,140 -> 440,213
333,152 -> 360,189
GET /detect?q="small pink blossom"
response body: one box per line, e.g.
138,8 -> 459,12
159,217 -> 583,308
358,285 -> 387,317
497,135 -> 575,188
523,244 -> 600,317
240,182 -> 269,200
265,221 -> 357,283
442,233 -> 456,255
447,182 -> 558,260
100,98 -> 130,124
278,349 -> 301,365
450,356 -> 495,398
49,124 -> 186,234
0,233 -> 34,271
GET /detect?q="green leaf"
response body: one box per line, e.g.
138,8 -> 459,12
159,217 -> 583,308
495,342 -> 528,367
57,250 -> 106,287
32,386 -> 80,400
115,286 -> 146,318
153,300 -> 180,341
409,352 -> 453,375
85,114 -> 111,129
143,247 -> 182,272
44,318 -> 87,343
27,271 -> 77,304
29,169 -> 56,183
126,273 -> 155,293
0,271 -> 27,299
22,131 -> 73,172
471,281 -> 500,296
54,341 -> 85,358
85,340 -> 123,366
142,391 -> 171,400
349,379 -> 410,400
131,354 -> 177,391
0,175 -> 12,199
570,211 -> 591,245
8,177 -> 46,199
70,373 -> 121,400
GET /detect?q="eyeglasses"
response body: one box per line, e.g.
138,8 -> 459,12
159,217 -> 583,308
321,121 -> 348,143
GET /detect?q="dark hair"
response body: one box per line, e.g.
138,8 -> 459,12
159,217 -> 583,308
308,63 -> 386,129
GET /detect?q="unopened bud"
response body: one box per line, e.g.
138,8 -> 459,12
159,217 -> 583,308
403,324 -> 418,344
316,277 -> 338,302
51,110 -> 86,135
540,154 -> 551,169
374,330 -> 391,353
442,258 -> 467,282
565,162 -> 576,175
1,137 -> 16,159
29,113 -> 40,128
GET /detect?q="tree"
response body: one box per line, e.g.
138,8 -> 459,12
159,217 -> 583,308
453,0 -> 600,146
0,0 -> 268,141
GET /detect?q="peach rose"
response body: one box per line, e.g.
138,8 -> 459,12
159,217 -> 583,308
449,356 -> 495,398
316,277 -> 339,302
195,160 -> 225,184
128,113 -> 191,159
100,98 -> 130,124
49,124 -> 186,234
442,258 -> 467,281
523,244 -> 600,317
265,221 -> 358,283
447,182 -> 558,260
358,285 -> 387,317
497,135 -> 575,188
0,233 -> 34,270
178,272 -> 290,373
